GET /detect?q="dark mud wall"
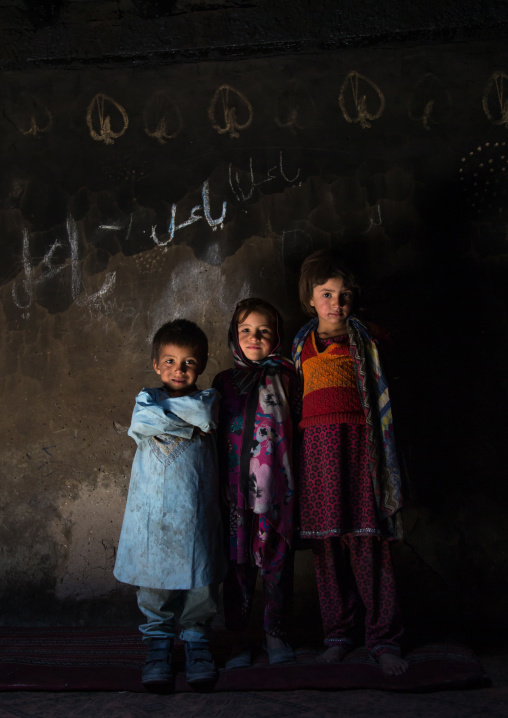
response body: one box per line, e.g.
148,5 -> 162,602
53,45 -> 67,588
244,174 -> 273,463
1,2 -> 508,641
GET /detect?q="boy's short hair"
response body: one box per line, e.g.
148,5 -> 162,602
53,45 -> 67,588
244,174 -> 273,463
299,249 -> 360,316
151,319 -> 208,369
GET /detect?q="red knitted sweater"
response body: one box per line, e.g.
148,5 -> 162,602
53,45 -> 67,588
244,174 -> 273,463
300,332 -> 366,429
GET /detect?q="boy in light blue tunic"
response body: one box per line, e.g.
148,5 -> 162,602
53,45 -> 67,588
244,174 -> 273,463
114,319 -> 226,693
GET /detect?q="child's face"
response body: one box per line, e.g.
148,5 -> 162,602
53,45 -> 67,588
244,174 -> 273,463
310,276 -> 353,335
153,343 -> 203,396
237,310 -> 277,361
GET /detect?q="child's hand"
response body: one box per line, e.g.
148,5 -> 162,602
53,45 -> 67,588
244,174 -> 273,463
195,426 -> 216,437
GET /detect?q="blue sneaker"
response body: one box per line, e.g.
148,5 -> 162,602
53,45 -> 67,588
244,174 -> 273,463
184,641 -> 217,685
142,638 -> 174,693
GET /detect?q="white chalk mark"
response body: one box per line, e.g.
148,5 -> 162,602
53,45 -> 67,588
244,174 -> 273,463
12,216 -> 116,314
152,203 -> 203,246
363,204 -> 383,234
40,240 -> 65,281
169,204 -> 203,238
228,163 -> 242,202
264,165 -> 279,183
202,180 -> 227,230
76,271 -> 116,310
69,214 -> 116,313
67,216 -> 82,301
228,154 -> 300,205
11,228 -> 33,309
279,150 -> 301,183
228,158 -> 255,202
125,214 -> 133,241
150,225 -> 161,244
11,234 -> 63,310
152,179 -> 227,247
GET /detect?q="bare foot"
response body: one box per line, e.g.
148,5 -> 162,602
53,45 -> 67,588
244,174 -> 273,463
316,644 -> 353,663
378,653 -> 409,676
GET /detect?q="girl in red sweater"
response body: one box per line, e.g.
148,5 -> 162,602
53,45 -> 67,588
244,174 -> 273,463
292,249 -> 407,676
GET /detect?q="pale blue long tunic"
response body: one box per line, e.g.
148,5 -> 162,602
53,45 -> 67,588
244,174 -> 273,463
114,387 -> 226,590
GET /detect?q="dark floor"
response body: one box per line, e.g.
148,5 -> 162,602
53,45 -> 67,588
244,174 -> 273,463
0,652 -> 507,718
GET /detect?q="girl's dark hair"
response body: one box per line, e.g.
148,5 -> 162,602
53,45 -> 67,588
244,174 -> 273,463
232,297 -> 284,347
151,319 -> 208,369
235,297 -> 278,326
299,249 -> 360,316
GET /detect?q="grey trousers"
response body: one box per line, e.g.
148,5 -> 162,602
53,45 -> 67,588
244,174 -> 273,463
137,584 -> 218,643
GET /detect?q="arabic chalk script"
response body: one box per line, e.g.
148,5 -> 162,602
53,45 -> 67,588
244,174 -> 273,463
12,217 -> 116,313
228,151 -> 301,202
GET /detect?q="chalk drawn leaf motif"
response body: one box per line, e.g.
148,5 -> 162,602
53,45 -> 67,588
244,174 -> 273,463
482,71 -> 508,128
275,80 -> 316,133
208,84 -> 253,139
20,108 -> 53,137
408,73 -> 451,130
86,93 -> 129,145
143,91 -> 183,144
338,71 -> 385,129
7,93 -> 53,137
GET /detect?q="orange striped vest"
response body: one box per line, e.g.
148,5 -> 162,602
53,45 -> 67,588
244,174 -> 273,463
300,332 -> 365,429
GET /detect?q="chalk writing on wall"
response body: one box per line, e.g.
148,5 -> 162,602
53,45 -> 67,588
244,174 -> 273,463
12,218 -> 116,314
228,150 -> 301,202
152,179 -> 227,247
482,71 -> 508,128
86,93 -> 129,145
10,150 -> 302,314
338,71 -> 385,129
143,91 -> 183,144
208,84 -> 253,138
151,151 -> 300,244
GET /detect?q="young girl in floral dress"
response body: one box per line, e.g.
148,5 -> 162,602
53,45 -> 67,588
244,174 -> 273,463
292,250 -> 408,676
213,298 -> 296,668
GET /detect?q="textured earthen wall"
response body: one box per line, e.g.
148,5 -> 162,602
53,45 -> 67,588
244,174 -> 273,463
1,2 -> 508,639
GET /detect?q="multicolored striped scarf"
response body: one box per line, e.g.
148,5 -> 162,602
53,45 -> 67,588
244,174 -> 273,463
292,316 -> 403,539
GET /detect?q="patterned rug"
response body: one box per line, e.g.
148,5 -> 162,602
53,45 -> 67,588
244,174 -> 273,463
0,627 -> 489,693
